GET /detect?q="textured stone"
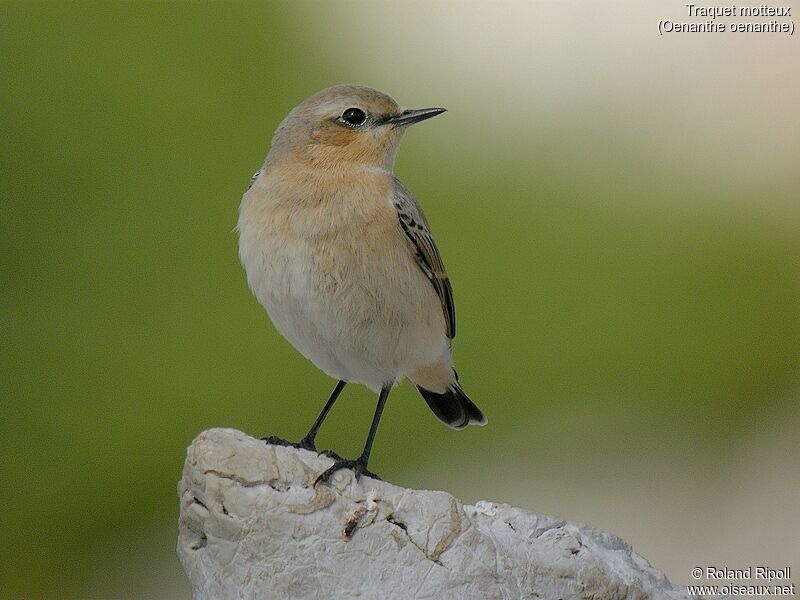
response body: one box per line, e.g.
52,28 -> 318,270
178,428 -> 696,600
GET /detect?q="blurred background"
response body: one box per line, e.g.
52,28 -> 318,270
2,1 -> 798,598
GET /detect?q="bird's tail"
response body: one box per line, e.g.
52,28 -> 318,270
416,382 -> 487,429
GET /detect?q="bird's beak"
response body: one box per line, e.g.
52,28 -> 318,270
387,107 -> 447,128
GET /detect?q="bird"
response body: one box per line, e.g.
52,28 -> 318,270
237,84 -> 486,482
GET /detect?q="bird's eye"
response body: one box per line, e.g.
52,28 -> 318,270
340,107 -> 367,127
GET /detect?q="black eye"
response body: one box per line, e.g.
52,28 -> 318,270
340,107 -> 367,127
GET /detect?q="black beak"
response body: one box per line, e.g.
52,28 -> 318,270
387,107 -> 447,127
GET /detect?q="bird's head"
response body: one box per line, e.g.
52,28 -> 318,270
269,84 -> 446,171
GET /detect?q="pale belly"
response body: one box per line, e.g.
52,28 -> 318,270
239,211 -> 450,392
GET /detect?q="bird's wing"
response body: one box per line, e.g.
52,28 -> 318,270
391,178 -> 456,339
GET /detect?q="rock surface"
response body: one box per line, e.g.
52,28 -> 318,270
178,428 -> 697,599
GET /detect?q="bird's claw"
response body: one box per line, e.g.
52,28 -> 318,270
295,436 -> 318,452
315,456 -> 380,485
261,435 -> 294,447
320,448 -> 344,461
262,436 -> 382,483
262,435 -> 318,453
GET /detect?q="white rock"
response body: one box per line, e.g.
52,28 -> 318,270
177,428 -> 699,600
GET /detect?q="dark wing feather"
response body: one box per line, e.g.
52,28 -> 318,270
391,178 -> 456,339
246,167 -> 264,191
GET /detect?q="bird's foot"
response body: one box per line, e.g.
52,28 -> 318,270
261,435 -> 294,447
262,435 -> 320,453
295,436 -> 318,452
320,448 -> 344,462
315,455 -> 380,485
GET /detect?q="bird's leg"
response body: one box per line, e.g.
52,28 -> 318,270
262,380 -> 346,452
316,385 -> 390,484
296,380 -> 346,451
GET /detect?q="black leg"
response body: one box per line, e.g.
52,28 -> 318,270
316,385 -> 391,483
296,380 -> 347,451
358,385 -> 390,468
263,380 -> 347,452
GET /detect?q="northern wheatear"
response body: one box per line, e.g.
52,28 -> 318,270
238,85 -> 486,481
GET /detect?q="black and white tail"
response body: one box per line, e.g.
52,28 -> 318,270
416,383 -> 487,429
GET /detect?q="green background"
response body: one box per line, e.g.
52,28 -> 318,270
2,2 -> 798,598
